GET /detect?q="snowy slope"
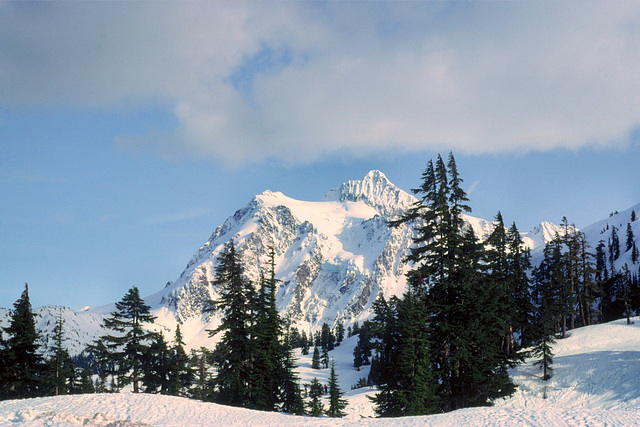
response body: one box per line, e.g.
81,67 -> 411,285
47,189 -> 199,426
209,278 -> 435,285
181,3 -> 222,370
2,317 -> 640,426
0,306 -> 108,357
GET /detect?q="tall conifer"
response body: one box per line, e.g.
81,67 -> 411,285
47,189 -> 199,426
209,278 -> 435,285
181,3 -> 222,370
100,286 -> 156,393
207,241 -> 252,407
1,284 -> 43,398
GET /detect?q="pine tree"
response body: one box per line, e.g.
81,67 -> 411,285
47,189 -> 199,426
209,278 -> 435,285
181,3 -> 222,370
307,377 -> 324,416
1,284 -> 43,399
99,286 -> 156,393
325,359 -> 347,418
206,241 -> 253,407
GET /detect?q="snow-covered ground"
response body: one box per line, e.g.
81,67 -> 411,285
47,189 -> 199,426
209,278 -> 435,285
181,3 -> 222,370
3,318 -> 640,426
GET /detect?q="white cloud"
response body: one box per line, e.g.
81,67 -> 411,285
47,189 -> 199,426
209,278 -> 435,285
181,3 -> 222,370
2,1 -> 640,165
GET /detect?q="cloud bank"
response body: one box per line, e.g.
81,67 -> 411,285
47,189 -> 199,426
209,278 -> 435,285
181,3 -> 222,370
2,1 -> 640,165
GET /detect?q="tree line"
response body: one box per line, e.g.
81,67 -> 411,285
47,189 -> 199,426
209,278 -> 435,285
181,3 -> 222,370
0,247 -> 348,418
354,152 -> 640,417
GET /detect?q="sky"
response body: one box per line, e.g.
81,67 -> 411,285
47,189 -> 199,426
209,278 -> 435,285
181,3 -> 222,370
2,1 -> 640,310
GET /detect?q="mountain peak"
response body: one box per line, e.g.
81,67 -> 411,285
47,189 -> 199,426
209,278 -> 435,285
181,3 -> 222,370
322,170 -> 414,218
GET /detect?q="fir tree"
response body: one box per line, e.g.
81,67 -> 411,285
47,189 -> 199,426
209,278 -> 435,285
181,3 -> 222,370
307,377 -> 324,416
206,241 -> 253,407
99,286 -> 156,393
1,284 -> 43,399
325,359 -> 347,418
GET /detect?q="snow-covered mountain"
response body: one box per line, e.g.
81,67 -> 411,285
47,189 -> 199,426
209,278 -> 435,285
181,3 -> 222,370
131,170 -> 560,350
3,170 -> 633,355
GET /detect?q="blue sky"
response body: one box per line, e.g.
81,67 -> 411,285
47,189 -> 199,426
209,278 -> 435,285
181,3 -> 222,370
2,1 -> 640,309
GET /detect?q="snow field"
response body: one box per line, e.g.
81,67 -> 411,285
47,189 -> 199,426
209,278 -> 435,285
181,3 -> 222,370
5,317 -> 640,425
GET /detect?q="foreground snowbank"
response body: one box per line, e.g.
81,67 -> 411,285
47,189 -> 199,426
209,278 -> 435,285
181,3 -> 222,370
3,318 -> 640,426
2,393 -> 640,426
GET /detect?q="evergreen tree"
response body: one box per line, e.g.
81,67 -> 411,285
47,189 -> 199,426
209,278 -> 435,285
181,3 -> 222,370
99,286 -> 156,393
142,332 -> 171,394
353,323 -> 372,367
351,321 -> 360,337
189,347 -> 213,401
206,241 -> 253,407
278,344 -> 305,415
369,293 -> 438,417
301,332 -> 310,355
311,346 -> 321,369
576,232 -> 598,326
307,377 -> 324,416
78,368 -> 95,394
507,222 -> 535,347
325,359 -> 347,418
44,310 -> 75,396
389,153 -> 517,413
626,223 -> 635,252
321,346 -> 330,369
1,284 -> 43,399
610,226 -> 621,262
320,323 -> 335,351
531,268 -> 556,381
335,321 -> 345,345
632,209 -> 637,222
168,325 -> 193,396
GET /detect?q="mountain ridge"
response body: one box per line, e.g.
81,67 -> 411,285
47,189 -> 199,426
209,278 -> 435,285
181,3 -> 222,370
2,170 -> 634,355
